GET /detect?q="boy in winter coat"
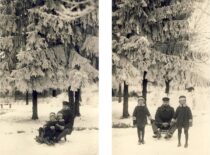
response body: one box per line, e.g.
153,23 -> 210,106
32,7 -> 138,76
55,112 -> 66,141
133,96 -> 152,145
36,112 -> 57,145
172,96 -> 193,148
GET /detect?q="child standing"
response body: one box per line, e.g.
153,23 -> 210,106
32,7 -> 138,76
133,96 -> 152,145
173,96 -> 193,148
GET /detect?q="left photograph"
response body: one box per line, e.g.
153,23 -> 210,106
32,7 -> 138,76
0,0 -> 98,155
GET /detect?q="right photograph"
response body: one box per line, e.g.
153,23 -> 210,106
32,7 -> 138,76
112,0 -> 210,155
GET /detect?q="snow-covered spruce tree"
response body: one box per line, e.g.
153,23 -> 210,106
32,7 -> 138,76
114,35 -> 153,103
113,0 -> 159,104
0,0 -> 98,119
145,0 -> 210,94
26,0 -> 97,119
112,50 -> 140,118
81,35 -> 99,69
0,0 -> 19,95
112,0 -> 210,104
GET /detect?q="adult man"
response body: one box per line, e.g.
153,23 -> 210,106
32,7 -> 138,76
55,101 -> 75,142
151,97 -> 176,139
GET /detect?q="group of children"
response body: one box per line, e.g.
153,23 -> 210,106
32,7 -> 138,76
35,112 -> 65,145
133,95 -> 193,148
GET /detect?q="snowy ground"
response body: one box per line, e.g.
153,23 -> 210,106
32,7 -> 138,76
112,88 -> 210,155
0,85 -> 98,155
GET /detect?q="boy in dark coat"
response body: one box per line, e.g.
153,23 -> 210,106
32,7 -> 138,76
36,112 -> 57,145
173,96 -> 193,148
55,112 -> 66,141
133,96 -> 152,145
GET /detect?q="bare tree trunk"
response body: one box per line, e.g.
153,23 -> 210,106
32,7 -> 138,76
68,86 -> 74,108
118,83 -> 122,103
32,90 -> 38,120
91,56 -> 99,70
165,80 -> 170,95
96,57 -> 99,70
26,91 -> 29,105
142,71 -> 148,104
52,89 -> 57,97
75,89 -> 81,117
122,81 -> 129,118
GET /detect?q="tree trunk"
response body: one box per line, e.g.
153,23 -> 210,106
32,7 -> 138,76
32,90 -> 38,120
68,86 -> 74,108
122,81 -> 129,118
26,91 -> 29,105
118,83 -> 122,103
165,79 -> 172,95
96,57 -> 99,70
142,71 -> 148,104
52,89 -> 57,97
14,91 -> 17,102
75,89 -> 81,117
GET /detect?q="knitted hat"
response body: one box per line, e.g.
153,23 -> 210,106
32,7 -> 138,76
138,96 -> 145,101
50,112 -> 56,117
179,95 -> 186,100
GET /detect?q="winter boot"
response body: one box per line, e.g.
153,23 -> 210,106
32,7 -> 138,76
35,136 -> 44,144
153,130 -> 161,139
184,143 -> 188,148
164,133 -> 172,139
157,132 -> 161,139
177,142 -> 181,147
43,137 -> 53,145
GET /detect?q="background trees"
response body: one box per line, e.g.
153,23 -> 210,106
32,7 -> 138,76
0,0 -> 98,119
112,0 -> 210,117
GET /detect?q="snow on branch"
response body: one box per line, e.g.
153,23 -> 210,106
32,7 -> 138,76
82,35 -> 98,57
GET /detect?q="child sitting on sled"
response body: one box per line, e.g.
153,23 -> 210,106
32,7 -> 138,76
35,112 -> 57,145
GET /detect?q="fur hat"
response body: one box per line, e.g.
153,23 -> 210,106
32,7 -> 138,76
162,97 -> 170,101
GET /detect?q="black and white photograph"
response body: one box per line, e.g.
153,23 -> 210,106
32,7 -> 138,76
112,0 -> 210,154
0,0 -> 98,155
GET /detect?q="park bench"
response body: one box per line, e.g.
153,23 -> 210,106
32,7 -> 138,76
0,103 -> 12,109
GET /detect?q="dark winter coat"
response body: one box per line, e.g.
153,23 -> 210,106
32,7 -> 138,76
133,105 -> 151,128
55,119 -> 65,131
59,109 -> 74,129
43,120 -> 57,138
55,119 -> 65,137
155,105 -> 174,124
174,105 -> 192,128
